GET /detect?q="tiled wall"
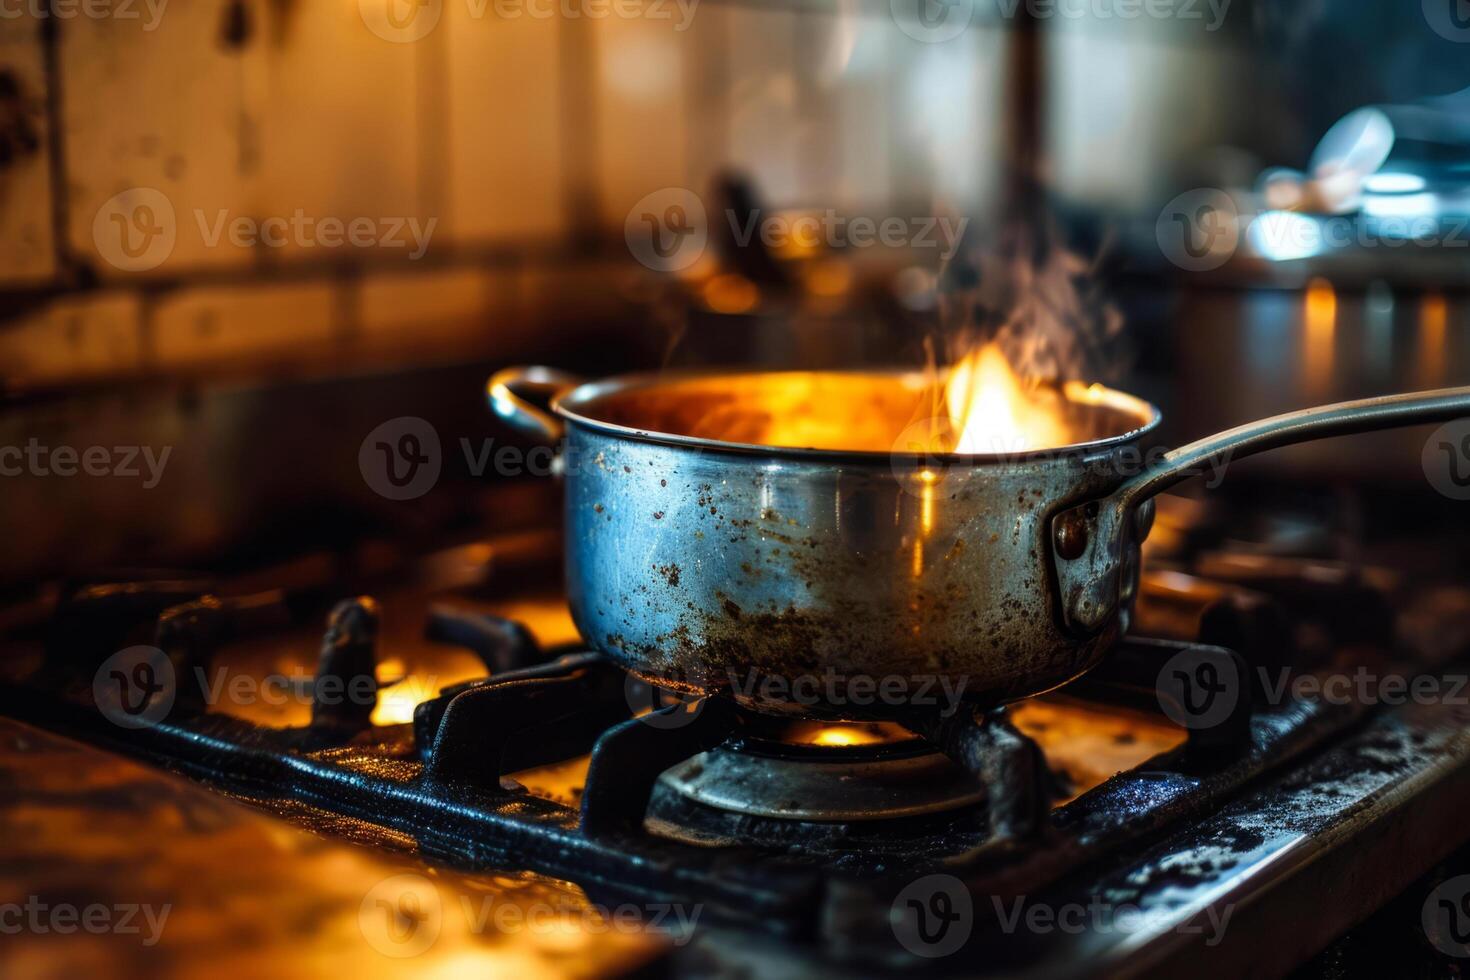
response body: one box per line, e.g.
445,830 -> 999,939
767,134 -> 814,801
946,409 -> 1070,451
0,2 -> 1244,389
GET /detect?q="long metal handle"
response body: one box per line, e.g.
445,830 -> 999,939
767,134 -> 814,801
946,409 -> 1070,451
1116,386 -> 1470,511
487,366 -> 583,443
1055,385 -> 1470,635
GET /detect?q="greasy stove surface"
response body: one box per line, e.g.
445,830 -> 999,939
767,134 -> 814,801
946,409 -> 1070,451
0,720 -> 664,980
6,694 -> 1470,979
4,493 -> 1470,978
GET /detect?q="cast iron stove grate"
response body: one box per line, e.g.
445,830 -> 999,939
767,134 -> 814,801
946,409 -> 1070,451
0,566 -> 1399,964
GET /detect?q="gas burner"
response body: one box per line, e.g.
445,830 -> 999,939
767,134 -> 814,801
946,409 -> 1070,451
648,718 -> 989,851
658,722 -> 983,823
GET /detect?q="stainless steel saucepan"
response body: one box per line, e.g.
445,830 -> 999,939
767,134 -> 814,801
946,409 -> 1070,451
490,365 -> 1470,720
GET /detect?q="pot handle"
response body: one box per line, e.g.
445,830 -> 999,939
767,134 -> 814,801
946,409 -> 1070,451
487,366 -> 583,443
1053,385 -> 1470,634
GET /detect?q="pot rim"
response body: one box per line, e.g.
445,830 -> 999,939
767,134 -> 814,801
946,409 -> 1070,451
553,367 -> 1164,465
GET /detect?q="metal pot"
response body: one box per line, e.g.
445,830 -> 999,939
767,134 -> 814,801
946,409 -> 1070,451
490,365 -> 1470,720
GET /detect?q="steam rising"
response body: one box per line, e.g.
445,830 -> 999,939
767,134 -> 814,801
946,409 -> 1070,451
936,222 -> 1127,387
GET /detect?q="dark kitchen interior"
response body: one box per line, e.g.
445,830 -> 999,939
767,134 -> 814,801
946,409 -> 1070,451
3,1 -> 1470,977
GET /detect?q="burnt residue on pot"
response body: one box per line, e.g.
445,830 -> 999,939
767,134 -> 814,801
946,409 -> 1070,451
558,380 -> 1157,718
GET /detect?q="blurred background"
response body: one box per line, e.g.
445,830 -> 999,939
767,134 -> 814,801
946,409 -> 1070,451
2,0 -> 1470,586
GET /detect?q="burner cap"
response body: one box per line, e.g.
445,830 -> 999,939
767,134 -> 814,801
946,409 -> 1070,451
657,725 -> 984,822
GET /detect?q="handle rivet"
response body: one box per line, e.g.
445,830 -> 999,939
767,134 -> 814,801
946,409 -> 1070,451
1054,511 -> 1089,560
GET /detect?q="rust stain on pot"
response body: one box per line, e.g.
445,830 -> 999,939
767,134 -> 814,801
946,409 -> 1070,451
563,394 -> 1156,718
755,526 -> 803,546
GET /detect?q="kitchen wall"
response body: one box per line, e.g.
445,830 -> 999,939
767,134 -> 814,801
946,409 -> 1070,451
0,3 -> 980,388
0,1 -> 1255,391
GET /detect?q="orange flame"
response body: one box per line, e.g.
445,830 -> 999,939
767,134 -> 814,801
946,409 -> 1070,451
943,343 -> 1070,453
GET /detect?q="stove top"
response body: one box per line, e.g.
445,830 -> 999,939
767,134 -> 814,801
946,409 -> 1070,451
3,493 -> 1470,977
